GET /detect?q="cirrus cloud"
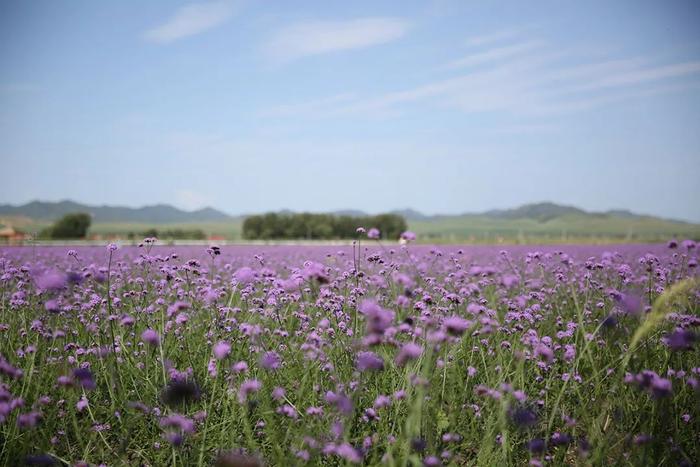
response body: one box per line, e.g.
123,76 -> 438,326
144,1 -> 238,44
264,17 -> 410,63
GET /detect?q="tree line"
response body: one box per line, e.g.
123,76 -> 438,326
39,213 -> 206,240
129,228 -> 206,240
242,213 -> 407,240
41,213 -> 92,239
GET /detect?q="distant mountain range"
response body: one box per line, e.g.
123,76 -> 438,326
0,199 -> 693,226
0,200 -> 233,223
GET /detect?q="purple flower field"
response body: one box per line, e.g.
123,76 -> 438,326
0,239 -> 698,466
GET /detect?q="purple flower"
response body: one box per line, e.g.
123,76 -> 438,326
238,379 -> 262,403
272,386 -> 286,401
374,395 -> 392,409
550,432 -> 572,446
276,404 -> 298,419
141,329 -> 160,346
44,300 -> 60,313
325,391 -> 353,416
302,261 -> 329,283
367,228 -> 380,239
359,300 -> 394,337
400,231 -> 416,242
508,406 -> 538,428
335,442 -> 362,463
35,271 -> 67,292
443,316 -> 471,336
356,351 -> 385,371
260,351 -> 281,370
534,345 -> 554,363
164,431 -> 183,446
213,341 -> 231,360
160,414 -> 195,434
395,343 -> 422,366
627,370 -> 673,399
76,396 -> 89,412
17,411 -> 42,429
664,329 -> 697,351
120,315 -> 135,327
650,378 -> 672,399
616,293 -> 642,315
527,438 -> 546,454
232,361 -> 248,373
72,368 -> 96,391
234,267 -> 256,285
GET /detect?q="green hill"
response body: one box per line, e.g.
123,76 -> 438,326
1,201 -> 698,243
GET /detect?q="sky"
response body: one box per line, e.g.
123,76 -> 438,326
1,0 -> 700,221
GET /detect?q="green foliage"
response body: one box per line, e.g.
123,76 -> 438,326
125,228 -> 207,240
242,212 -> 407,240
48,212 -> 91,239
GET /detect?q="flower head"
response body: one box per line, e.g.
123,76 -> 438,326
260,351 -> 281,370
213,341 -> 231,360
356,351 -> 385,372
141,329 -> 160,346
395,343 -> 422,366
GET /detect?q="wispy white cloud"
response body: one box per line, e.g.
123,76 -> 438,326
144,1 -> 238,44
563,61 -> 700,93
262,34 -> 700,120
463,27 -> 533,47
442,40 -> 544,70
264,17 -> 410,63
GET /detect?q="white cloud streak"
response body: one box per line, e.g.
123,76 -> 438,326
264,17 -> 410,63
262,33 -> 700,120
144,1 -> 237,44
442,40 -> 544,70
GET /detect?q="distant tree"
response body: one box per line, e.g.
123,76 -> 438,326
242,216 -> 263,239
159,229 -> 206,240
241,212 -> 407,240
49,213 -> 92,239
142,228 -> 159,239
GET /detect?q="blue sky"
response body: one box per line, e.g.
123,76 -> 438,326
1,0 -> 700,221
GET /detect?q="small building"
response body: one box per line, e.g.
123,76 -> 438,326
0,226 -> 29,244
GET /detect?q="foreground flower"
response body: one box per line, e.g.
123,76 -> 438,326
141,329 -> 160,346
395,343 -> 422,366
213,341 -> 232,360
260,351 -> 281,370
72,368 -> 95,391
443,316 -> 471,336
238,379 -> 262,404
160,414 -> 195,446
356,351 -> 384,371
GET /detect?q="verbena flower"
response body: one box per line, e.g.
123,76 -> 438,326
260,351 -> 281,370
141,329 -> 160,346
395,343 -> 422,366
213,341 -> 232,360
356,351 -> 384,371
